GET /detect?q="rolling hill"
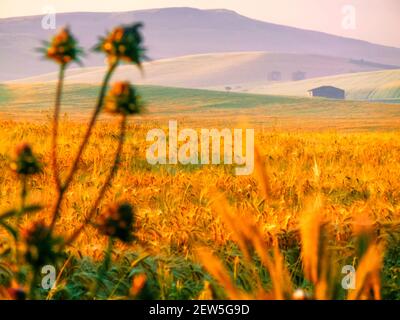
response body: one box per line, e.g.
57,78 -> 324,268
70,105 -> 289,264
245,69 -> 400,101
1,83 -> 400,131
8,52 -> 399,89
1,7 -> 400,81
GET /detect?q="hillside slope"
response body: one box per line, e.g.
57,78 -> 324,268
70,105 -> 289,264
246,69 -> 400,101
8,52 -> 399,90
1,83 -> 400,131
1,7 -> 400,81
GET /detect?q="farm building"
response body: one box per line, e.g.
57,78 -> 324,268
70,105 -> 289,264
308,86 -> 345,99
292,71 -> 306,81
268,71 -> 282,81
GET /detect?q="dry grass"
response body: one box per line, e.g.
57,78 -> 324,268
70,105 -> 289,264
0,118 -> 400,299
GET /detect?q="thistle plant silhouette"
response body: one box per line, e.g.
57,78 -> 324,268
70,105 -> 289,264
0,24 -> 145,299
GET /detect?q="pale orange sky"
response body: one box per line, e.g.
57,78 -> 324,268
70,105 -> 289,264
1,0 -> 399,48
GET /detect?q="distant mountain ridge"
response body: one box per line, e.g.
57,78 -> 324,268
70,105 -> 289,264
1,7 -> 400,81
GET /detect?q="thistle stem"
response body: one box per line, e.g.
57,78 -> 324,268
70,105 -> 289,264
14,175 -> 28,263
102,237 -> 114,272
28,268 -> 39,300
49,61 -> 118,232
65,115 -> 127,245
20,175 -> 27,217
94,237 -> 114,297
51,63 -> 66,191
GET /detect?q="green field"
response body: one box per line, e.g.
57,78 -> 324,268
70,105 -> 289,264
249,69 -> 400,102
0,83 -> 310,112
1,83 -> 400,130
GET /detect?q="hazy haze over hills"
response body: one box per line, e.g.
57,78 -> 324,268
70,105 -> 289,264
9,52 -> 399,90
1,7 -> 400,81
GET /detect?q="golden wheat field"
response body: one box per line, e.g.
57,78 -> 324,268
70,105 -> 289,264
1,117 -> 399,300
0,21 -> 399,302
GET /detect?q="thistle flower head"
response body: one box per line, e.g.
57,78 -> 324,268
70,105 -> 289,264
41,26 -> 83,65
98,203 -> 135,243
22,221 -> 63,268
95,23 -> 146,67
10,143 -> 41,175
104,81 -> 143,115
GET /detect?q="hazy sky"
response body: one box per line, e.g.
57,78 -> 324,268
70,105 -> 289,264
1,0 -> 399,48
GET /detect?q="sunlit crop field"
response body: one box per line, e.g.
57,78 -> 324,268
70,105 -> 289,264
1,118 -> 399,299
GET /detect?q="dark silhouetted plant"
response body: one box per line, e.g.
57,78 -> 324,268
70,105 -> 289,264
0,23 -> 145,300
